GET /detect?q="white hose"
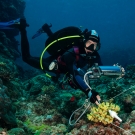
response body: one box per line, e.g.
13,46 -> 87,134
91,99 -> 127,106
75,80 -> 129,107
69,71 -> 92,126
69,99 -> 91,125
84,71 -> 92,90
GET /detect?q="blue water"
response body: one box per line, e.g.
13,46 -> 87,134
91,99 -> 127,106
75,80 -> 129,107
17,0 -> 135,68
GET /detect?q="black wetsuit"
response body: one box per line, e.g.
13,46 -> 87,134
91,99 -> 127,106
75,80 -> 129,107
60,46 -> 103,93
20,29 -> 102,94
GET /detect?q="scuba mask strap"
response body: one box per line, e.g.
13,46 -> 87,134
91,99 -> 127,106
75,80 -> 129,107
73,46 -> 79,61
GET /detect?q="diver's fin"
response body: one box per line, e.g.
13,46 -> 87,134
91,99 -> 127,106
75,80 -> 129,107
0,18 -> 20,29
32,28 -> 44,39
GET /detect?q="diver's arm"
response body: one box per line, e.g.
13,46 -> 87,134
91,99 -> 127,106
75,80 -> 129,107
62,52 -> 89,91
73,65 -> 101,104
72,64 -> 89,91
63,52 -> 101,103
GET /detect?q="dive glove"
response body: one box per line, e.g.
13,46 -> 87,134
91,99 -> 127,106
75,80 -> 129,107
87,89 -> 100,104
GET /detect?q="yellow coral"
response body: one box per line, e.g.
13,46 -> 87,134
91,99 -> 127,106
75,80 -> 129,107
114,105 -> 120,111
87,102 -> 120,125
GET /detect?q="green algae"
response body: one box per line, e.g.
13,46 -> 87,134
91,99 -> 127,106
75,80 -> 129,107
24,119 -> 51,133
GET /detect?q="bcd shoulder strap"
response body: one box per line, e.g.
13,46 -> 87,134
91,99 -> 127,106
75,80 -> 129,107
57,46 -> 80,66
73,46 -> 79,62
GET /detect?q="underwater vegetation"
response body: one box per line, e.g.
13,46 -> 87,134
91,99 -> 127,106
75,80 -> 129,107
87,102 -> 120,125
24,119 -> 51,133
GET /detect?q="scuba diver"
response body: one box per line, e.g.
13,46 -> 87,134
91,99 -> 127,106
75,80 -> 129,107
0,18 -> 103,105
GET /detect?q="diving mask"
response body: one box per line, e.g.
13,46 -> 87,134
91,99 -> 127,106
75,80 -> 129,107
85,43 -> 100,51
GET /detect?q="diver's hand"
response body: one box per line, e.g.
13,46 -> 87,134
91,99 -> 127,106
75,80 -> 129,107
42,23 -> 52,36
87,89 -> 101,105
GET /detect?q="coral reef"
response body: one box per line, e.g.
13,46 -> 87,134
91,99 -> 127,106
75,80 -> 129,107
0,32 -> 21,60
105,81 -> 124,99
0,57 -> 19,81
87,102 -> 120,125
0,78 -> 17,127
0,66 -> 135,134
66,122 -> 133,135
15,97 -> 69,134
0,0 -> 26,60
23,74 -> 54,95
0,0 -> 25,21
125,64 -> 135,80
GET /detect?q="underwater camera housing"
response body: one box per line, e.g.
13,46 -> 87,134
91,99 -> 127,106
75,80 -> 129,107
87,63 -> 125,80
